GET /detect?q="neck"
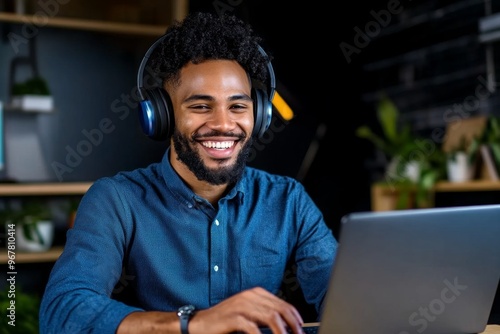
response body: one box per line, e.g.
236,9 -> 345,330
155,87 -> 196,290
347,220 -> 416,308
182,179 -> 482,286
169,149 -> 228,206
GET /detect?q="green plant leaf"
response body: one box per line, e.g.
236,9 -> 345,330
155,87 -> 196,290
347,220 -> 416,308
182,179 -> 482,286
355,126 -> 389,153
396,188 -> 412,209
12,76 -> 51,96
490,143 -> 500,168
490,117 -> 500,139
377,94 -> 399,143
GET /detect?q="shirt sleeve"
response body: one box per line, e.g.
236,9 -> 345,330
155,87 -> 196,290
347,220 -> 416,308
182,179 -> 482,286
292,182 -> 338,319
39,178 -> 143,334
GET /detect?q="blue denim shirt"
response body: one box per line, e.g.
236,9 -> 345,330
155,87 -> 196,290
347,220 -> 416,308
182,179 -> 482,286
39,149 -> 337,333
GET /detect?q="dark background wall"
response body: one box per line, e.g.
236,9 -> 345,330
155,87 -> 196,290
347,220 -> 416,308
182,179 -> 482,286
2,0 -> 500,321
188,1 -> 376,236
1,0 -> 497,238
0,1 -> 375,238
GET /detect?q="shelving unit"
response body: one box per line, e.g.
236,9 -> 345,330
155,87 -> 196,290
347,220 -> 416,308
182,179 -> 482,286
0,0 -> 188,36
0,182 -> 92,264
0,12 -> 167,36
371,180 -> 500,211
0,182 -> 91,196
0,1 -> 189,112
0,245 -> 63,264
357,0 -> 490,134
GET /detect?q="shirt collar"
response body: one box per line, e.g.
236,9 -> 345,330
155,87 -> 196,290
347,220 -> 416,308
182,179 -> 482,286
160,147 -> 245,207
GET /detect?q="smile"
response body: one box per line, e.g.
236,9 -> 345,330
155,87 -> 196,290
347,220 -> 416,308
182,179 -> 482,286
201,141 -> 235,149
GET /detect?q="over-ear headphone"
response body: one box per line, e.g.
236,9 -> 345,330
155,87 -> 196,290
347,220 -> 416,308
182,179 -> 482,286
137,33 -> 276,141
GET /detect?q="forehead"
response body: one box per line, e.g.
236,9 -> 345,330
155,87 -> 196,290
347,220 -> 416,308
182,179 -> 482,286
173,60 -> 251,91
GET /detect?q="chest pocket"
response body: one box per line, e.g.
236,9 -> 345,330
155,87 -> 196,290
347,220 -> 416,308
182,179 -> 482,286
240,253 -> 286,293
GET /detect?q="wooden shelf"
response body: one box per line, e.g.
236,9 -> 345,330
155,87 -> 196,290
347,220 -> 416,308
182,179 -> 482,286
4,104 -> 56,114
0,0 -> 189,36
371,180 -> 500,211
0,182 -> 92,196
0,246 -> 63,264
0,183 -> 90,264
433,180 -> 500,191
0,12 -> 167,36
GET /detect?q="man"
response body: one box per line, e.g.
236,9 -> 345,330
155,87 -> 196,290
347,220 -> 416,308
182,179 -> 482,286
39,12 -> 337,334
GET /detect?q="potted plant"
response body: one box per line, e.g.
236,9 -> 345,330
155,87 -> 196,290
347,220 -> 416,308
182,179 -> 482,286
468,116 -> 500,180
356,94 -> 447,209
3,200 -> 54,252
10,76 -> 54,112
446,135 -> 474,183
356,93 -> 420,183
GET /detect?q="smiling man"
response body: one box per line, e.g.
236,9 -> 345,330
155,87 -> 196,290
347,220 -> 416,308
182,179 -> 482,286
170,60 -> 254,196
39,12 -> 337,334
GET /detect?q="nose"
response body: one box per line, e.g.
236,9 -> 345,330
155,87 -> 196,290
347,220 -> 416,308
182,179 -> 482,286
206,108 -> 237,132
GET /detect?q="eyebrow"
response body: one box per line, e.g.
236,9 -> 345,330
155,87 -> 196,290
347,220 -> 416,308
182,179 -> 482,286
184,94 -> 253,103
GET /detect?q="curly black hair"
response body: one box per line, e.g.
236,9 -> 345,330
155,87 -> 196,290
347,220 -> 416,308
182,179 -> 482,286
150,12 -> 271,90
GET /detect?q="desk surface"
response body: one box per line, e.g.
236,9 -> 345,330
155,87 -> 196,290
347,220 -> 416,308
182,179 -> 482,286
484,325 -> 500,333
304,323 -> 500,333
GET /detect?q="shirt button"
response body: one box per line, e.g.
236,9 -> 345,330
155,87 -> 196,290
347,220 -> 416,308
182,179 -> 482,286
213,265 -> 219,272
215,219 -> 220,226
187,203 -> 193,209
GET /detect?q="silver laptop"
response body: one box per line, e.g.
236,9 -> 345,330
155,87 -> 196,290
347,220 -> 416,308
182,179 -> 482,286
318,204 -> 500,334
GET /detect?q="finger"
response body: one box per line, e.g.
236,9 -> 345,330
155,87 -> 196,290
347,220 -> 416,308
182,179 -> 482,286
232,317 -> 264,334
253,289 -> 304,327
249,299 -> 303,334
265,311 -> 290,334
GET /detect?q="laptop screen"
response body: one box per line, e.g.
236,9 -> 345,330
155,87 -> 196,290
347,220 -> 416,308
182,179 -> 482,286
319,204 -> 500,334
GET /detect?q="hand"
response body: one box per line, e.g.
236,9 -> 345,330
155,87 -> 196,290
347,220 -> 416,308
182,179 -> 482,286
189,287 -> 304,334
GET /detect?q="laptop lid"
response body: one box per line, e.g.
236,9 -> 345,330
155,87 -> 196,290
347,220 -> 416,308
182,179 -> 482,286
319,204 -> 500,334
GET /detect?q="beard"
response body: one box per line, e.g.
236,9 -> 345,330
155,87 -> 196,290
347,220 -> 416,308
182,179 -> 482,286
172,129 -> 253,186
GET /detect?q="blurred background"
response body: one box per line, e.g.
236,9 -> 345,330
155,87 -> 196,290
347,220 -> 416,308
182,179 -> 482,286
2,0 -> 500,327
1,0 -> 500,235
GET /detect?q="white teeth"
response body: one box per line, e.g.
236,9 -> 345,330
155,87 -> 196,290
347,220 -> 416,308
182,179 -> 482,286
202,141 -> 234,149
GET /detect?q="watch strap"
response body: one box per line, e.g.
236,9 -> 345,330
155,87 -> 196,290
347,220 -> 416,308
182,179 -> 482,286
178,305 -> 195,334
180,314 -> 189,334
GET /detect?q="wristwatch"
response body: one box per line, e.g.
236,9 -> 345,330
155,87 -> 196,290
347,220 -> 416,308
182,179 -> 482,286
177,304 -> 196,334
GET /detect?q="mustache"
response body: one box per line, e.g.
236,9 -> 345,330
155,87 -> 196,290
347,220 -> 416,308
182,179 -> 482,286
193,131 -> 246,140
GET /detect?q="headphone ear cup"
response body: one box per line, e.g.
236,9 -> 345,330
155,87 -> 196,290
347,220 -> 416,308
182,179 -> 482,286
139,88 -> 174,140
252,88 -> 272,138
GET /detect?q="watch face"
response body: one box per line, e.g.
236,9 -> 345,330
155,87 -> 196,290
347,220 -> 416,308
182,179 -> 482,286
178,304 -> 195,316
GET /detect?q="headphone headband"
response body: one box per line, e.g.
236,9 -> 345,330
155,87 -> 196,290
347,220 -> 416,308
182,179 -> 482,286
138,34 -> 275,101
137,35 -> 167,101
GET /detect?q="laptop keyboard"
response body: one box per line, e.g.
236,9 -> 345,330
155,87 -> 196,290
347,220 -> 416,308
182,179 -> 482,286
259,325 -> 319,334
232,324 -> 319,334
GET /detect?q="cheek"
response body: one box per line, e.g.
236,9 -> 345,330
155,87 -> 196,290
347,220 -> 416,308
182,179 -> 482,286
241,115 -> 254,134
173,110 -> 196,132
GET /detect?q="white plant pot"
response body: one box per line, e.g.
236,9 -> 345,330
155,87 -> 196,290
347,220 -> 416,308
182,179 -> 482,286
403,160 -> 421,183
15,220 -> 54,252
11,95 -> 54,112
447,152 -> 472,183
386,157 -> 421,183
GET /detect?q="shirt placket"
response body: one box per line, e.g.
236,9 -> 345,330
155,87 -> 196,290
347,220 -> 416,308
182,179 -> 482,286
209,209 -> 227,305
